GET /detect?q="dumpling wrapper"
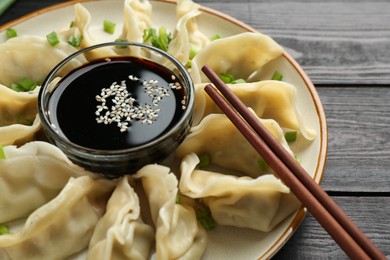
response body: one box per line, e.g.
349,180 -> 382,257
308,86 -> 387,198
180,153 -> 301,232
0,35 -> 85,87
0,141 -> 97,223
0,176 -> 116,260
72,3 -> 118,60
120,0 -> 152,44
168,0 -> 209,65
190,32 -> 283,84
134,164 -> 207,260
193,81 -> 316,140
176,111 -> 293,177
87,176 -> 154,260
0,84 -> 41,146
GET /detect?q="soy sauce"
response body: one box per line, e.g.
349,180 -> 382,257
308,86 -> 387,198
48,57 -> 186,150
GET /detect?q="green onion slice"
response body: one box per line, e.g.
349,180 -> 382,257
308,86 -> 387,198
0,224 -> 9,235
68,35 -> 83,47
143,27 -> 172,52
11,78 -> 39,92
196,206 -> 216,230
46,31 -> 60,46
198,154 -> 211,168
189,46 -> 200,60
6,28 -> 17,39
294,155 -> 302,164
175,192 -> 181,204
285,131 -> 298,142
219,72 -> 235,84
114,38 -> 127,49
271,71 -> 283,81
0,146 -> 6,160
219,72 -> 246,84
103,20 -> 116,34
210,34 -> 221,41
257,157 -> 268,172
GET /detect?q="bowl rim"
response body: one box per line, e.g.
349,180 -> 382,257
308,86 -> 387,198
38,41 -> 195,156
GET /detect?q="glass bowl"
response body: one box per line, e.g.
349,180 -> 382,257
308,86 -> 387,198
38,42 -> 194,178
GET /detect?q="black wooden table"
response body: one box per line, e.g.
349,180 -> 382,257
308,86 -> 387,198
1,0 -> 389,258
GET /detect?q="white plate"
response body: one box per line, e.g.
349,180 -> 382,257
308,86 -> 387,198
0,0 -> 327,259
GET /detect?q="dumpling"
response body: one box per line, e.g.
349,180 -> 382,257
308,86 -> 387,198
87,176 -> 154,260
190,32 -> 283,84
176,111 -> 293,177
179,153 -> 301,232
0,35 -> 85,87
0,141 -> 96,223
134,164 -> 207,260
168,0 -> 209,65
193,81 -> 316,140
176,0 -> 209,49
120,0 -> 152,44
72,3 -> 117,59
0,84 -> 40,146
0,175 -> 116,260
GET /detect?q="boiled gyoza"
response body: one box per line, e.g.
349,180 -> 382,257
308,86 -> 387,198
0,141 -> 96,223
0,35 -> 85,87
179,153 -> 301,232
168,0 -> 209,65
190,32 -> 283,84
0,84 -> 41,146
193,81 -> 316,140
120,0 -> 152,44
0,176 -> 115,260
87,176 -> 154,260
176,0 -> 209,49
72,3 -> 118,59
134,164 -> 207,260
176,111 -> 293,177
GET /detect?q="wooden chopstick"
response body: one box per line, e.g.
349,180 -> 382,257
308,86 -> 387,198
201,65 -> 386,260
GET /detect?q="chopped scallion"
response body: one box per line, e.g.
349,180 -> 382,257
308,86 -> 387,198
6,28 -> 17,39
11,78 -> 39,92
143,27 -> 172,52
210,34 -> 221,41
176,192 -> 181,204
285,131 -> 298,142
219,72 -> 246,84
219,72 -> 235,84
196,207 -> 216,230
114,38 -> 127,49
0,146 -> 6,160
69,21 -> 75,28
271,71 -> 283,81
16,114 -> 33,126
46,31 -> 60,46
68,35 -> 83,47
232,78 -> 246,84
0,0 -> 15,17
103,19 -> 116,34
294,155 -> 302,164
198,154 -> 211,168
257,157 -> 268,172
0,224 -> 9,235
189,46 -> 200,60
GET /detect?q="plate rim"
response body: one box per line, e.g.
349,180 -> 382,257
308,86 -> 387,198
0,0 -> 328,259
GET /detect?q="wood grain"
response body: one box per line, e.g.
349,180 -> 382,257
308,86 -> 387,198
317,86 -> 390,192
274,196 -> 390,259
198,1 -> 390,85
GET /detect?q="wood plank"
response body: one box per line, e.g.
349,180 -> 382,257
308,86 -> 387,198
274,196 -> 390,259
1,1 -> 390,84
317,86 -> 390,192
198,1 -> 390,85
